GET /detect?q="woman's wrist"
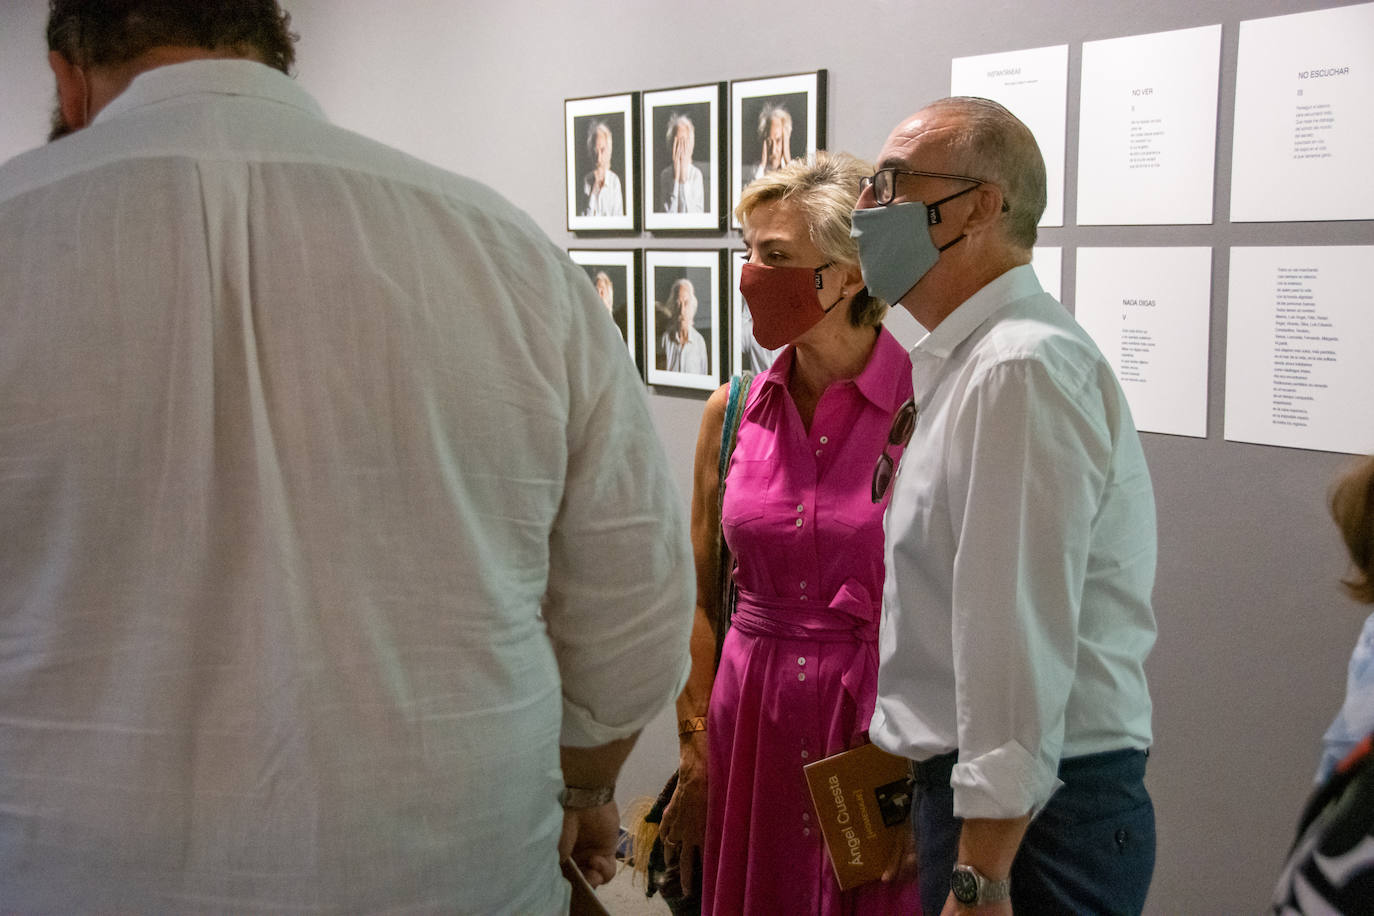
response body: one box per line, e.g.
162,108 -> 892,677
678,716 -> 707,739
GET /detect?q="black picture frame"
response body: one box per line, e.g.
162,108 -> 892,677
642,82 -> 727,232
644,249 -> 727,392
568,248 -> 643,377
729,70 -> 827,228
566,92 -> 640,232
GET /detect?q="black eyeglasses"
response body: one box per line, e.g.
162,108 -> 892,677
871,397 -> 917,503
858,168 -> 984,207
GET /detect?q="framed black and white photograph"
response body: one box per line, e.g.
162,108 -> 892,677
642,82 -> 726,232
730,249 -> 786,378
565,92 -> 639,232
644,249 -> 725,392
729,70 -> 827,228
569,248 -> 642,375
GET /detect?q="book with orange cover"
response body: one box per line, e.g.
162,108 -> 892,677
803,742 -> 914,890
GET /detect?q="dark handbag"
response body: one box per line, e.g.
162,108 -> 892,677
639,372 -> 753,910
1272,731 -> 1374,913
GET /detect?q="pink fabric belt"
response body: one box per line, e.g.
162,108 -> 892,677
731,582 -> 879,740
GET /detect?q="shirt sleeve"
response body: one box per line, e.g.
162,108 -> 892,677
544,263 -> 694,748
944,356 -> 1113,819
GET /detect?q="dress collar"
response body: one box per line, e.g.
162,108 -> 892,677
95,59 -> 326,126
755,325 -> 909,412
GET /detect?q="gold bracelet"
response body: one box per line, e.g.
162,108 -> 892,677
678,716 -> 707,737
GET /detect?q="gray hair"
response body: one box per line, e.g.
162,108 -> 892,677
665,113 -> 695,148
921,96 -> 1046,249
585,120 -> 612,156
757,103 -> 792,141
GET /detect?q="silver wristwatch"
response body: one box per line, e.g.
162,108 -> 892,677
950,864 -> 1011,906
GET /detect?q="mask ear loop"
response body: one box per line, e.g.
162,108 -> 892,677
925,183 -> 987,254
923,183 -> 981,226
813,263 -> 849,315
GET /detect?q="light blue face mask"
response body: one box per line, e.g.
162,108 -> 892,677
849,184 -> 979,306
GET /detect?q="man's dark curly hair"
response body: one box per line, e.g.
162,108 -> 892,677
47,0 -> 297,74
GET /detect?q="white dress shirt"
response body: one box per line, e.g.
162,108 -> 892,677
871,265 -> 1156,820
658,163 -> 704,213
660,326 -> 709,374
0,60 -> 692,913
581,168 -> 624,216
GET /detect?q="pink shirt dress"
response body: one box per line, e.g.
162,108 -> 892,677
703,328 -> 920,915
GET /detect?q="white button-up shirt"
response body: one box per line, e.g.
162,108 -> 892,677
871,265 -> 1157,820
0,60 -> 692,913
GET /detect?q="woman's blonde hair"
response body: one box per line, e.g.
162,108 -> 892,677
735,151 -> 886,328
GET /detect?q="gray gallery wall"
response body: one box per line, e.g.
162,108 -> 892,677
2,0 -> 1370,911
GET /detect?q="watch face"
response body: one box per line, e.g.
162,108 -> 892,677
951,868 -> 979,904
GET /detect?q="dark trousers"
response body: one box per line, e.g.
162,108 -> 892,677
912,748 -> 1155,915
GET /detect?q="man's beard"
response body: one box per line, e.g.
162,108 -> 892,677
48,95 -> 74,142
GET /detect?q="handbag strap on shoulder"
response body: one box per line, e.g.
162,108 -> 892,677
711,372 -> 753,665
718,371 -> 753,484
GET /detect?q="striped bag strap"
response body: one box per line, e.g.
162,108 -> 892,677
712,371 -> 753,665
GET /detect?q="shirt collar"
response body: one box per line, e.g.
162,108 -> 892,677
755,326 -> 909,412
910,263 -> 1043,362
94,59 -> 326,126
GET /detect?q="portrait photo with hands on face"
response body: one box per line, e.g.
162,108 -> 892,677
656,110 -> 707,214
644,83 -> 724,231
730,72 -> 824,229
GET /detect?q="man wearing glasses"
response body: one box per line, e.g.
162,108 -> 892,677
855,97 -> 1158,915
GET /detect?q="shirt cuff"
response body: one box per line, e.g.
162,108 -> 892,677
950,740 -> 1063,820
558,655 -> 690,748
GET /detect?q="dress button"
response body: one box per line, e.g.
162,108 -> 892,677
796,504 -> 804,513
795,518 -> 803,528
800,595 -> 808,601
802,812 -> 811,822
798,672 -> 806,682
797,657 -> 806,666
803,827 -> 811,836
819,436 -> 829,444
814,449 -> 822,457
799,580 -> 807,589
800,748 -> 809,758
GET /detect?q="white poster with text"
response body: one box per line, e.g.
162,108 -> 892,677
1076,248 -> 1211,438
1077,25 -> 1221,225
1225,247 -> 1374,455
1231,3 -> 1374,222
951,45 -> 1068,227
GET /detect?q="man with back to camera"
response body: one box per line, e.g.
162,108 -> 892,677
854,97 -> 1158,914
0,2 -> 694,911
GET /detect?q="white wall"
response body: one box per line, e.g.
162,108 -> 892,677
3,1 -> 1371,911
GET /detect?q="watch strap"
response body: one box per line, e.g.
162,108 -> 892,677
951,863 -> 1011,905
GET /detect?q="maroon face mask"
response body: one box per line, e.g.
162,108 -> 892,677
739,261 -> 841,349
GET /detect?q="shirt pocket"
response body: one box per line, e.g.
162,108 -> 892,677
721,458 -> 771,531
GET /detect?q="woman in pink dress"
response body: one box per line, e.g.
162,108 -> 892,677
659,152 -> 920,914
